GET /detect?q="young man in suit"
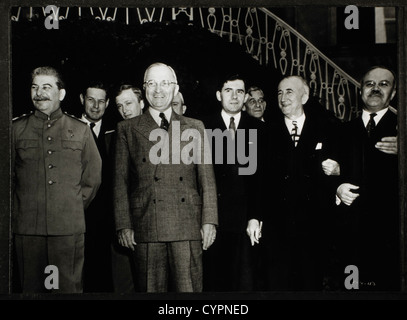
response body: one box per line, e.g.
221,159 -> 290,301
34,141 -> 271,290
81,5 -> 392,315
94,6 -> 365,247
79,81 -> 116,292
334,66 -> 399,291
202,74 -> 266,291
113,62 -> 218,292
247,75 -> 341,291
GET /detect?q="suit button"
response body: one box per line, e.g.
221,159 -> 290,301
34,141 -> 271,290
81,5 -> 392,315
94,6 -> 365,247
142,158 -> 146,162
179,177 -> 183,181
48,150 -> 52,155
48,180 -> 54,185
47,136 -> 52,141
47,123 -> 52,128
181,198 -> 185,202
284,175 -> 289,180
154,177 -> 159,182
48,164 -> 54,169
153,199 -> 156,204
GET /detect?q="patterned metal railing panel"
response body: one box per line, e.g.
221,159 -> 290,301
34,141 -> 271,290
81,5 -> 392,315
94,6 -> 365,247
10,6 -> 361,120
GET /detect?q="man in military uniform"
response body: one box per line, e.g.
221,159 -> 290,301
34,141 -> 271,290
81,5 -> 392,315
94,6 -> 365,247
12,66 -> 102,293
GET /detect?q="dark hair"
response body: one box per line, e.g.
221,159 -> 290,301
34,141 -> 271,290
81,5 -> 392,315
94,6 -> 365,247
360,66 -> 397,90
115,84 -> 143,103
31,66 -> 65,89
217,73 -> 246,92
247,86 -> 265,98
82,80 -> 109,97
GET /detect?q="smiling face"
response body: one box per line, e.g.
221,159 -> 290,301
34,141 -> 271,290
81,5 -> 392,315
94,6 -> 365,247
216,79 -> 247,115
115,88 -> 144,119
361,68 -> 396,113
277,77 -> 308,119
31,75 -> 66,115
80,87 -> 109,122
144,64 -> 179,112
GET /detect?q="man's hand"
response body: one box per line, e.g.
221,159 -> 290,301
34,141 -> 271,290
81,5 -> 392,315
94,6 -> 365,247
375,136 -> 397,155
246,219 -> 262,246
201,223 -> 216,250
336,183 -> 360,206
117,228 -> 137,251
322,158 -> 340,176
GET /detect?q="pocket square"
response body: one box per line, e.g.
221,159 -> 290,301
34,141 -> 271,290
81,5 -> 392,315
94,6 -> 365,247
315,142 -> 322,150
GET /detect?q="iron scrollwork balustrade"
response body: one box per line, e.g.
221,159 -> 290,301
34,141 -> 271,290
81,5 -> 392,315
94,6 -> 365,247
10,6 -> 361,120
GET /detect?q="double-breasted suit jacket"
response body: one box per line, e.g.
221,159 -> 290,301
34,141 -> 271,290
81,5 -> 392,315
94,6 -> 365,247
114,110 -> 218,243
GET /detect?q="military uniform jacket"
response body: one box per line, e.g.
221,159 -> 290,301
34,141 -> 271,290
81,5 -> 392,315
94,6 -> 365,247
12,108 -> 102,235
113,110 -> 218,243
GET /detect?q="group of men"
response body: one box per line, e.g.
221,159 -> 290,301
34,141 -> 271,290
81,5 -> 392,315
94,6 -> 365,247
12,63 -> 400,293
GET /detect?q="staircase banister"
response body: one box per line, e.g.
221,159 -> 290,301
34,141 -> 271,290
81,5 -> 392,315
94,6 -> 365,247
258,7 -> 361,88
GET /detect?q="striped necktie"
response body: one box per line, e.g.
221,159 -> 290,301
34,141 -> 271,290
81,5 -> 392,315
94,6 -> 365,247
291,120 -> 299,147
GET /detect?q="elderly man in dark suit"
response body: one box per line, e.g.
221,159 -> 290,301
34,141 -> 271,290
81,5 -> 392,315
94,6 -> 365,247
113,62 -> 218,292
202,74 -> 266,292
334,66 -> 399,291
247,75 -> 341,291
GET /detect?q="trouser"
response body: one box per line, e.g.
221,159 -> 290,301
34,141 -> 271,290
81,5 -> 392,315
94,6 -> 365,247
14,234 -> 84,293
133,241 -> 202,293
111,241 -> 136,293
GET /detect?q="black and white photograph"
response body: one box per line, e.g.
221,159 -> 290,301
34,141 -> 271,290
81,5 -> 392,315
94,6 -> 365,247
1,0 -> 407,311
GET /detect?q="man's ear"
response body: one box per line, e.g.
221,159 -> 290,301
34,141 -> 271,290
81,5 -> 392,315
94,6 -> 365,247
174,85 -> 179,98
140,100 -> 145,110
390,89 -> 396,101
243,93 -> 249,104
242,105 -> 246,111
59,89 -> 66,101
79,93 -> 84,105
106,98 -> 110,108
182,105 -> 187,114
216,91 -> 221,102
301,89 -> 309,105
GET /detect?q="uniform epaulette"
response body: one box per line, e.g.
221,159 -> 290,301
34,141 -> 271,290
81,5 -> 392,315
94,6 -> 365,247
389,106 -> 397,115
64,111 -> 87,124
12,111 -> 33,122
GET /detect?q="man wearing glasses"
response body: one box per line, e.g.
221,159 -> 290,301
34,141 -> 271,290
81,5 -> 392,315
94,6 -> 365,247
113,62 -> 218,292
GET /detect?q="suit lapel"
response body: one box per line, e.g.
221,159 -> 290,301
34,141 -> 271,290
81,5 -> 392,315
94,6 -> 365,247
134,111 -> 160,142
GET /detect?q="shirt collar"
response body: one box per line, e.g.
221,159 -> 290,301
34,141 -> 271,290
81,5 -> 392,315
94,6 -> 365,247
34,108 -> 63,121
221,109 -> 241,128
362,108 -> 388,127
149,106 -> 172,127
284,112 -> 306,132
81,114 -> 102,136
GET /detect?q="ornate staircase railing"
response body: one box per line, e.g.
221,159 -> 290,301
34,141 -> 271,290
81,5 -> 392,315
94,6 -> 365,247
10,6 -> 361,121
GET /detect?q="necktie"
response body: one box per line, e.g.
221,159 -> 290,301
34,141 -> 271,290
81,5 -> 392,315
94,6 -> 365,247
229,117 -> 236,138
366,113 -> 377,137
90,122 -> 97,140
159,112 -> 169,131
291,120 -> 299,147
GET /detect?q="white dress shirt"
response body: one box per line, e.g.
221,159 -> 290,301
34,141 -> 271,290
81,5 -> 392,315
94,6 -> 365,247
81,115 -> 102,137
149,107 -> 172,127
221,109 -> 241,129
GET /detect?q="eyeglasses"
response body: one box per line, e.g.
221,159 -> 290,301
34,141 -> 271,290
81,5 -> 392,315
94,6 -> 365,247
143,80 -> 177,89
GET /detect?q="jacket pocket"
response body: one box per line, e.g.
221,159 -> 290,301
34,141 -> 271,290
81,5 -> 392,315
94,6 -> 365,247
61,140 -> 83,151
15,139 -> 39,161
